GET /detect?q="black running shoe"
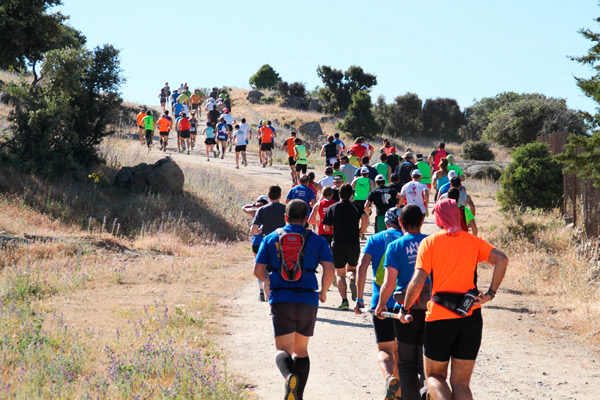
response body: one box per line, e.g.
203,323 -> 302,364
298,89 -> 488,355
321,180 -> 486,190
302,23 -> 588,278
259,290 -> 265,302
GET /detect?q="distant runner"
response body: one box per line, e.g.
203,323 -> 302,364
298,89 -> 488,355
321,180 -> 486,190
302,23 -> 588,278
365,175 -> 401,233
294,138 -> 310,176
137,108 -> 147,146
141,110 -> 155,150
281,131 -> 298,184
189,111 -> 198,151
157,113 -> 171,152
259,121 -> 274,167
176,112 -> 191,154
307,186 -> 336,247
320,135 -> 342,166
217,117 -> 229,159
203,122 -> 217,161
428,142 -> 447,172
233,124 -> 248,169
242,195 -> 270,301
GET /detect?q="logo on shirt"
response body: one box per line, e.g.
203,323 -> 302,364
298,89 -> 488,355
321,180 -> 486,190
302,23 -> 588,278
406,241 -> 419,256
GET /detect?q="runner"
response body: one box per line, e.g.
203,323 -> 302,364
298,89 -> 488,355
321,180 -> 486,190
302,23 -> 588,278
307,172 -> 322,200
173,99 -> 184,119
176,112 -> 191,154
354,207 -> 406,400
348,150 -> 361,168
375,204 -> 429,400
137,108 -> 147,146
365,175 -> 401,233
268,121 -> 277,156
380,139 -> 397,156
374,153 -> 393,185
202,122 -> 217,161
294,138 -> 310,175
331,175 -> 344,201
240,118 -> 253,144
254,199 -> 335,400
396,152 -> 418,188
350,138 -> 367,159
400,170 -> 430,217
339,155 -> 357,183
416,153 -> 432,190
354,156 -> 378,181
224,93 -> 232,111
396,199 -> 508,400
361,136 -> 375,160
318,167 -> 335,188
163,82 -> 171,106
190,89 -> 202,115
242,195 -> 270,301
332,161 -> 346,183
432,158 -> 450,202
233,124 -> 248,169
281,131 -> 298,184
286,174 -> 317,209
307,186 -> 336,247
388,173 -> 403,193
259,121 -> 274,167
158,87 -> 168,111
446,188 -> 478,236
222,108 -> 236,152
446,154 -> 465,181
333,132 -> 346,155
320,135 -> 342,166
205,96 -> 216,120
171,89 -> 180,106
386,148 -> 402,174
428,142 -> 447,172
438,175 -> 476,216
189,111 -> 198,151
322,183 -> 369,310
216,117 -> 229,159
141,110 -> 155,150
351,167 -> 375,213
157,113 -> 171,152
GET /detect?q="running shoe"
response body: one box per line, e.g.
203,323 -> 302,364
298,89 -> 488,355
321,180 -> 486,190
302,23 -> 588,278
207,158 -> 210,162
385,375 -> 400,400
262,164 -> 266,168
350,279 -> 357,301
187,150 -> 190,155
269,157 -> 273,166
221,153 -> 224,159
235,165 -> 239,169
337,300 -> 349,310
213,151 -> 217,158
243,160 -> 248,167
163,147 -> 166,152
258,290 -> 265,302
284,373 -> 298,400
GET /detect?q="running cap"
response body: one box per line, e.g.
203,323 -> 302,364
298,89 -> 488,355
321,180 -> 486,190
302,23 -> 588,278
256,195 -> 269,204
404,152 -> 414,160
333,175 -> 344,182
447,154 -> 455,163
262,120 -> 267,125
375,174 -> 385,182
448,170 -> 458,180
223,108 -> 229,113
360,166 -> 369,174
411,169 -> 422,177
416,153 -> 424,161
384,207 -> 402,227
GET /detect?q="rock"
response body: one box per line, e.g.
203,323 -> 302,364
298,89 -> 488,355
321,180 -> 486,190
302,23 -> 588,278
308,98 -> 325,112
463,164 -> 502,181
115,157 -> 184,194
283,123 -> 291,130
319,116 -> 336,124
0,80 -> 5,90
280,95 -> 309,110
298,121 -> 323,136
247,90 -> 263,104
0,92 -> 15,105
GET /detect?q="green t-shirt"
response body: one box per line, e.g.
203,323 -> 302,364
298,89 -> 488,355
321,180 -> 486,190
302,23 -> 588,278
354,177 -> 371,201
448,164 -> 463,177
295,145 -> 308,164
417,161 -> 432,184
333,170 -> 346,182
143,115 -> 154,130
374,162 -> 389,184
464,206 -> 475,225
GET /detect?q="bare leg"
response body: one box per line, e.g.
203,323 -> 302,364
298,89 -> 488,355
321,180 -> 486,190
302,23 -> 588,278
449,358 -> 476,400
336,267 -> 347,301
424,357 -> 451,400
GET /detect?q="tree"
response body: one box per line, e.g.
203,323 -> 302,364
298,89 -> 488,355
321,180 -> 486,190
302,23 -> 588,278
317,65 -> 377,113
288,82 -> 306,98
249,64 -> 280,89
483,97 -> 586,148
337,90 -> 378,138
275,80 -> 289,97
571,15 -> 600,127
0,0 -> 85,82
556,132 -> 600,187
497,143 -> 563,210
421,98 -> 466,139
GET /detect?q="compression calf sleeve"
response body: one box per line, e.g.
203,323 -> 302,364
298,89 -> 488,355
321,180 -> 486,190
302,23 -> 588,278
275,351 -> 294,379
293,356 -> 310,399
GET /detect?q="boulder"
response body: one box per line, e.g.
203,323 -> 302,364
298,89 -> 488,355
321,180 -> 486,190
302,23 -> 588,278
115,157 -> 184,194
319,116 -> 337,124
463,164 -> 502,181
308,98 -> 325,112
280,95 -> 309,110
298,121 -> 323,136
283,123 -> 291,130
247,90 -> 263,104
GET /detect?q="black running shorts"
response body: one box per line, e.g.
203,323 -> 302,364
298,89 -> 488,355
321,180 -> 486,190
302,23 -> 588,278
180,130 -> 190,139
295,163 -> 308,174
260,143 -> 272,152
288,157 -> 296,166
423,308 -> 483,362
373,313 -> 396,343
271,302 -> 318,337
205,138 -> 216,145
235,145 -> 247,152
393,309 -> 426,345
320,233 -> 333,247
331,241 -> 360,269
192,103 -> 199,110
159,131 -> 169,137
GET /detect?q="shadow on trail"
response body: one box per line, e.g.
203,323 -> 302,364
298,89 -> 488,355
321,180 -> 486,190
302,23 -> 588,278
486,305 -> 532,314
316,316 -> 372,329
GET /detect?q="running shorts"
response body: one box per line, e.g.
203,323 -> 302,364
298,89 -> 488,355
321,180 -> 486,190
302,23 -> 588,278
288,157 -> 296,166
271,302 -> 318,337
260,143 -> 272,152
326,157 -> 338,166
353,200 -> 366,213
217,133 -> 228,141
235,145 -> 247,152
192,103 -> 199,110
375,215 -> 386,233
159,131 -> 169,137
160,97 -> 166,104
331,241 -> 360,269
423,308 -> 482,362
393,309 -> 426,345
205,138 -> 216,145
252,245 -> 260,254
145,130 -> 153,145
227,124 -> 233,132
180,130 -> 190,139
295,163 -> 307,174
373,313 -> 396,343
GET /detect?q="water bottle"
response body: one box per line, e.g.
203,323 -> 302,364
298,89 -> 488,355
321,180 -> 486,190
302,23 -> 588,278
456,289 -> 479,316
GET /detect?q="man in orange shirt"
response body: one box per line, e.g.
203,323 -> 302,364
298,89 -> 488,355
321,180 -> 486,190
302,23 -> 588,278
190,89 -> 202,114
157,113 -> 172,152
390,199 -> 508,400
137,108 -> 147,146
259,120 -> 274,168
281,131 -> 298,184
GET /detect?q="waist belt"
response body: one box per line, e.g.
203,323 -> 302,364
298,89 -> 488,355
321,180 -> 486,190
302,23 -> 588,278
432,292 -> 465,313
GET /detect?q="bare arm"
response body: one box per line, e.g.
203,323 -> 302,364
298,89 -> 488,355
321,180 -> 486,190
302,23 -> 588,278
364,200 -> 372,216
251,224 -> 261,235
402,269 -> 429,311
359,213 -> 369,237
320,145 -> 325,157
354,252 -> 372,314
307,204 -> 319,225
254,263 -> 269,285
468,220 -> 478,236
374,267 -> 399,318
477,248 -> 508,304
466,194 -> 476,216
319,261 -> 335,303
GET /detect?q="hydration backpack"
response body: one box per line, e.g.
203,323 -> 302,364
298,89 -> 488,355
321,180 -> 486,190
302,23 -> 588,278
275,228 -> 312,282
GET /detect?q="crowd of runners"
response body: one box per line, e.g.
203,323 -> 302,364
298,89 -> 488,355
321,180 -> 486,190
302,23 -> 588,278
245,138 -> 509,400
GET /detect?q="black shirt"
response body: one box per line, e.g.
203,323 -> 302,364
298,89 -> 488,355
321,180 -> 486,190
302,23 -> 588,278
388,183 -> 403,194
386,154 -> 402,172
367,187 -> 399,216
251,202 -> 286,235
209,109 -> 221,124
331,188 -> 340,202
324,142 -> 338,159
322,200 -> 365,245
395,162 -> 417,188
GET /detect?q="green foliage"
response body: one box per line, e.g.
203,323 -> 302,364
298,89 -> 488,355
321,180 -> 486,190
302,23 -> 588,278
4,45 -> 123,175
461,140 -> 495,161
317,65 -> 377,113
571,16 -> 600,126
483,97 -> 586,148
497,142 -> 563,210
337,90 -> 378,138
289,82 -> 306,98
0,0 -> 85,77
556,132 -> 600,187
249,64 -> 280,89
375,93 -> 423,137
421,98 -> 466,139
275,80 -> 289,97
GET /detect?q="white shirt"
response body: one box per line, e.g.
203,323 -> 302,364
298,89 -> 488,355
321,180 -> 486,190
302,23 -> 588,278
240,123 -> 251,136
318,175 -> 334,188
234,130 -> 247,145
222,113 -> 235,125
401,181 -> 429,214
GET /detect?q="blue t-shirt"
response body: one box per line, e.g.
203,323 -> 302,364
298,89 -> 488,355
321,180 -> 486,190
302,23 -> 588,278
171,92 -> 180,103
363,228 -> 405,309
205,126 -> 215,139
384,233 -> 429,307
333,139 -> 345,151
252,233 -> 264,247
286,185 -> 316,207
217,123 -> 228,140
173,102 -> 183,116
256,224 -> 333,306
439,182 -> 451,196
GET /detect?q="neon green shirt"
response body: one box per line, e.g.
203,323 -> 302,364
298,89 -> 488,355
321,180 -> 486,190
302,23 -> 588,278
333,170 -> 346,182
354,177 -> 371,201
295,145 -> 308,164
464,206 -> 475,225
374,162 -> 389,184
448,164 -> 463,177
143,115 -> 154,130
417,161 -> 432,184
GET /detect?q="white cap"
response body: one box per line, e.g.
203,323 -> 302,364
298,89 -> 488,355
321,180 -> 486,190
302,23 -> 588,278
360,167 -> 369,174
448,170 -> 459,180
375,174 -> 385,182
256,195 -> 269,204
411,169 -> 422,177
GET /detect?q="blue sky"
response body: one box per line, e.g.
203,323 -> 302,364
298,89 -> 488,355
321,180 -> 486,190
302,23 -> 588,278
58,0 -> 599,113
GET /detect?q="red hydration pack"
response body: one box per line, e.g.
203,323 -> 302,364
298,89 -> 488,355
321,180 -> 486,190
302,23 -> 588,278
179,117 -> 190,130
276,228 -> 312,282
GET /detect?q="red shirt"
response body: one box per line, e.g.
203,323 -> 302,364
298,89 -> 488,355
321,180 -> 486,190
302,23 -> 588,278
350,144 -> 366,158
316,199 -> 336,235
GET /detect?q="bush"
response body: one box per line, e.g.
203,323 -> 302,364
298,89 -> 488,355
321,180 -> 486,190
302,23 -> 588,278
461,140 -> 495,161
249,64 -> 280,89
497,142 -> 562,210
275,80 -> 289,97
289,82 -> 306,98
337,90 -> 378,138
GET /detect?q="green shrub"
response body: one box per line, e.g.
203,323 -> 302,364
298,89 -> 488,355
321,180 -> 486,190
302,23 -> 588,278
249,64 -> 280,89
461,140 -> 495,161
497,142 -> 562,209
337,90 -> 378,138
275,80 -> 289,97
289,82 -> 306,98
